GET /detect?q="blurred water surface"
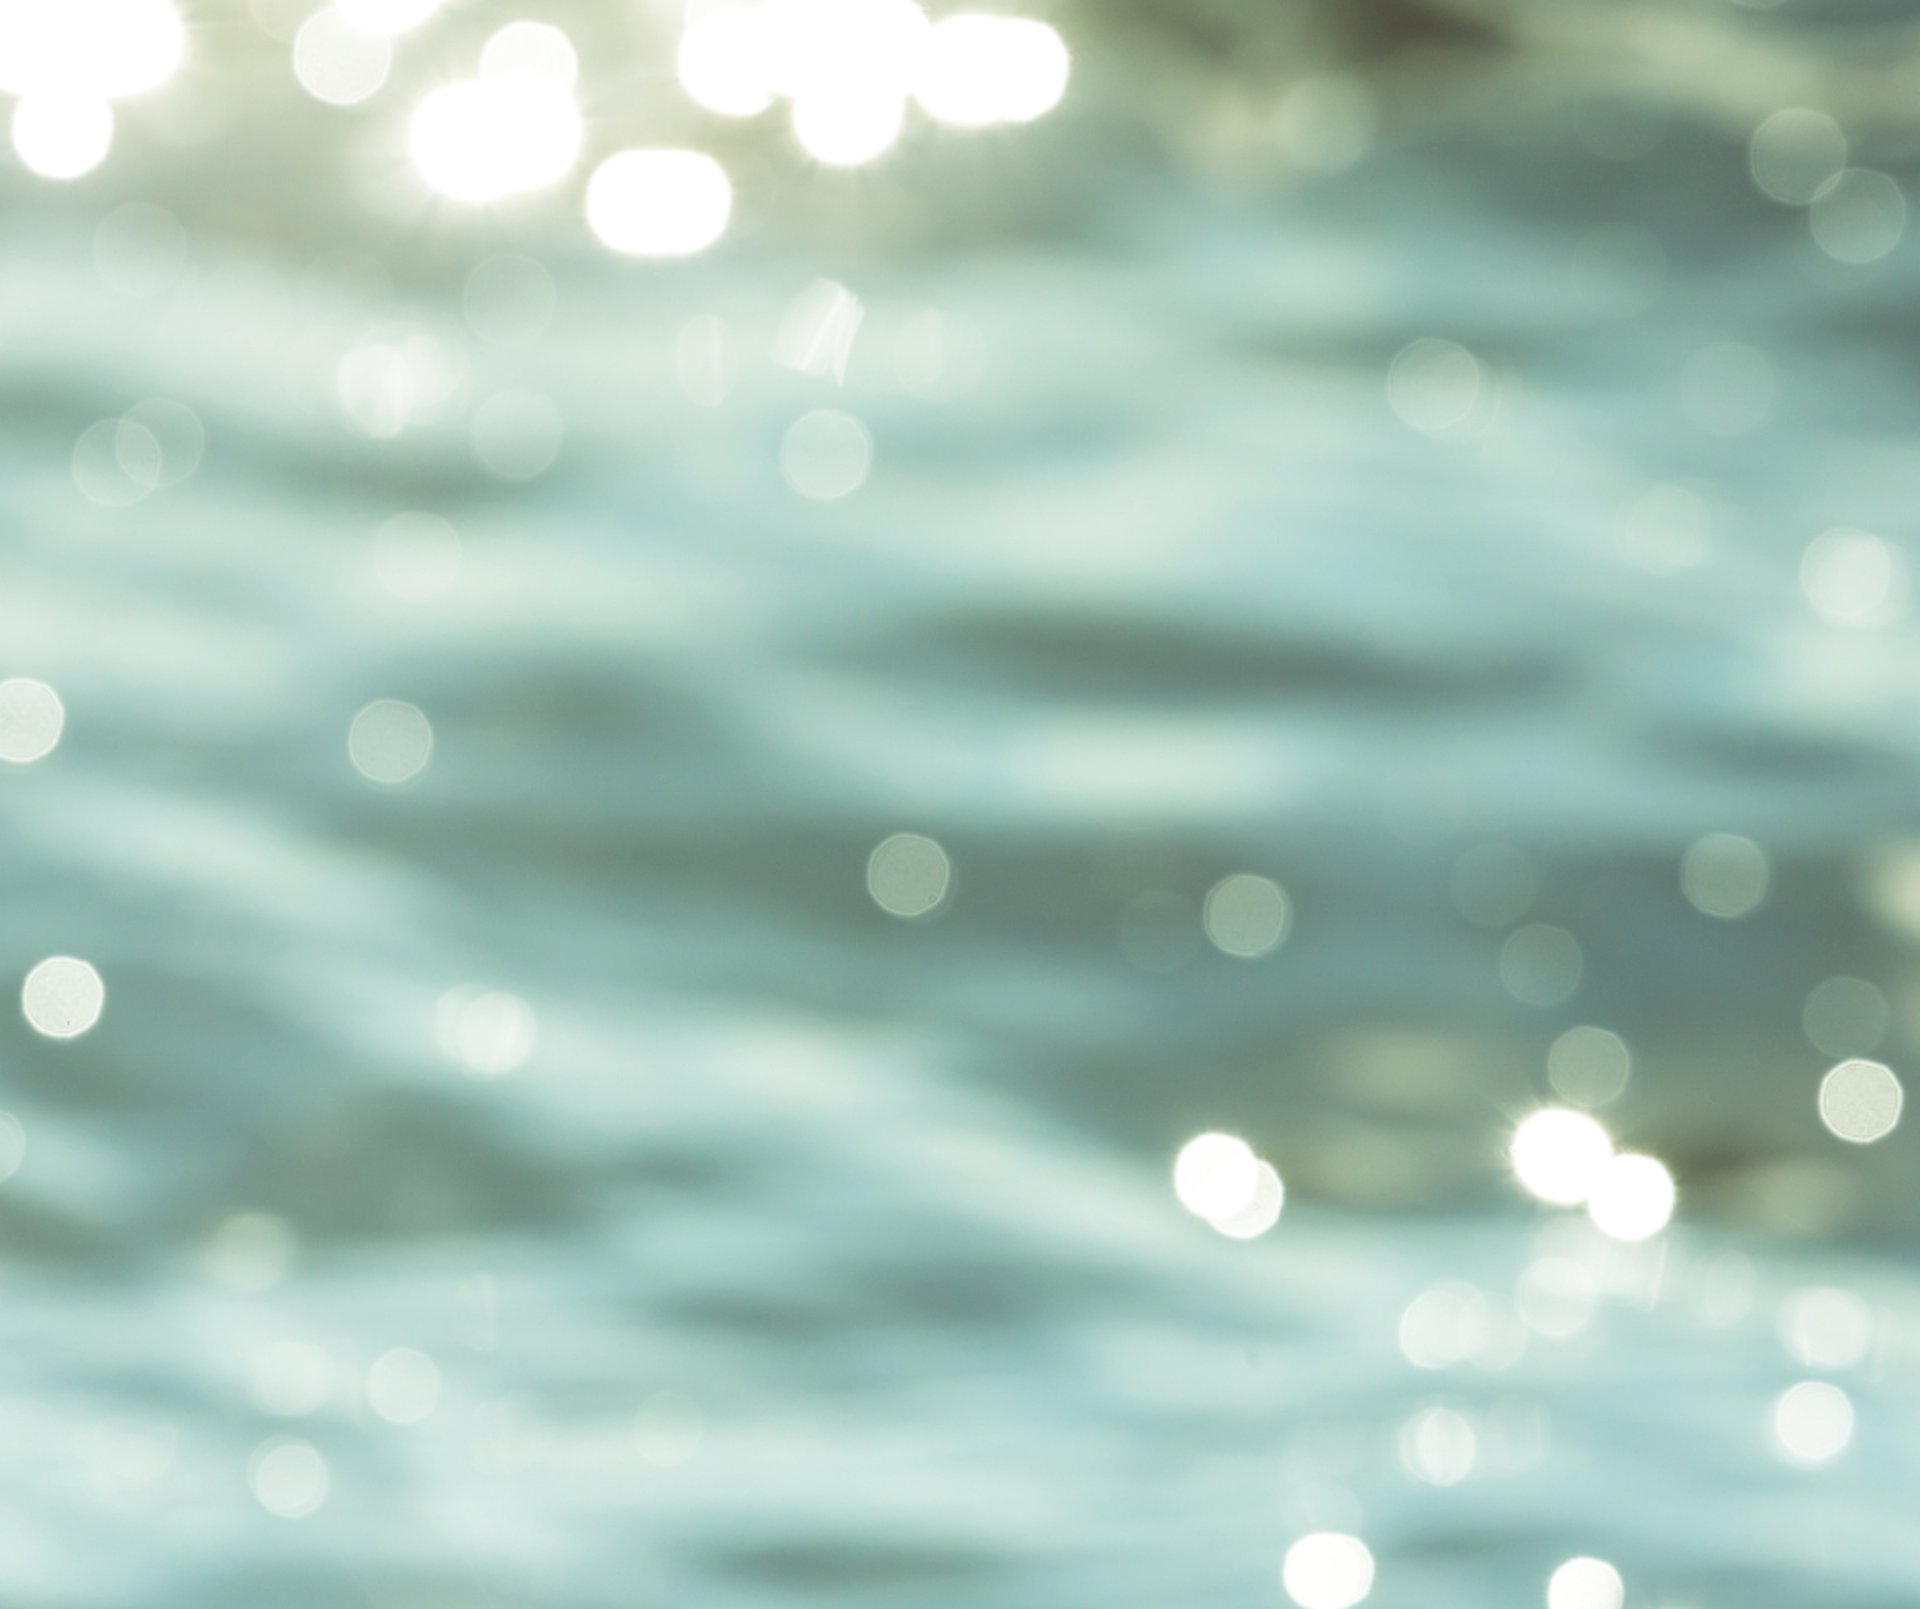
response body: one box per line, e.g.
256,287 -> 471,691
7,25 -> 1920,1607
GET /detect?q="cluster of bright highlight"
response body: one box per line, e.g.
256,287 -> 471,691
383,6 -> 1060,256
0,0 -> 182,178
1172,1132 -> 1285,1239
679,1 -> 1069,166
1278,1534 -> 1628,1609
1509,1108 -> 1675,1242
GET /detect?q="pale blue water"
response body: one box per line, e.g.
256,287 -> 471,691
6,70 -> 1920,1609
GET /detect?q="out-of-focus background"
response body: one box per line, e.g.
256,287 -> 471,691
6,0 -> 1920,1604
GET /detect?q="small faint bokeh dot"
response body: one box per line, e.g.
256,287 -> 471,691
1398,1404 -> 1476,1485
367,1346 -> 440,1424
292,8 -> 392,106
1499,923 -> 1582,1007
866,832 -> 951,918
250,1339 -> 337,1417
1748,107 -> 1846,205
1809,169 -> 1906,265
1281,1532 -> 1374,1609
437,986 -> 537,1076
464,254 -> 556,347
781,408 -> 873,502
201,1211 -> 296,1292
1678,341 -> 1773,437
22,955 -> 104,1039
471,389 -> 564,481
0,677 -> 64,763
1680,832 -> 1769,919
348,699 -> 432,785
1202,873 -> 1291,958
1801,527 -> 1902,627
1546,1025 -> 1631,1108
1802,976 -> 1889,1058
1780,1285 -> 1873,1370
371,511 -> 463,602
249,1438 -> 329,1518
1388,337 -> 1483,435
634,1389 -> 704,1468
1817,1058 -> 1902,1144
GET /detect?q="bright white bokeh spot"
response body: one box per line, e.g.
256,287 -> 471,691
410,75 -> 581,203
367,1346 -> 440,1424
914,13 -> 1069,127
437,986 -> 538,1076
292,9 -> 391,106
1680,832 -> 1769,919
1586,1152 -> 1675,1242
470,389 -> 564,481
0,0 -> 183,99
1772,1379 -> 1854,1465
1510,1109 -> 1613,1207
1781,1286 -> 1874,1371
1209,1159 -> 1284,1239
22,956 -> 104,1039
12,93 -> 112,178
249,1438 -> 329,1518
1282,1532 -> 1374,1609
792,85 -> 906,166
1547,1025 -> 1631,1109
1202,873 -> 1291,958
1802,527 -> 1902,627
585,149 -> 732,257
1749,107 -> 1847,205
0,678 -> 64,763
760,0 -> 929,101
1398,1404 -> 1477,1485
348,699 -> 432,786
1547,1557 -> 1624,1609
677,5 -> 775,117
479,20 -> 577,88
1173,1132 -> 1259,1221
634,1389 -> 705,1468
781,408 -> 872,501
331,0 -> 440,36
250,1339 -> 337,1417
1818,1058 -> 1902,1144
866,831 -> 950,918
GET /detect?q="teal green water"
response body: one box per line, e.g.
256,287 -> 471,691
6,74 -> 1920,1608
